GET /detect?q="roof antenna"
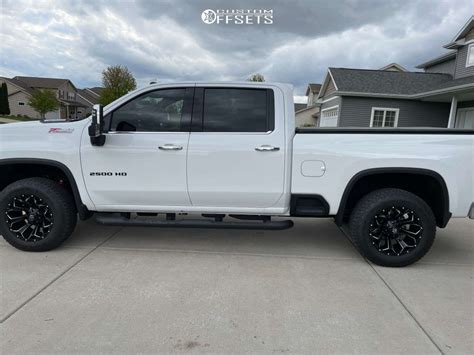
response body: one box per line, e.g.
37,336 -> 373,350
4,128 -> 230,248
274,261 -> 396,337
149,78 -> 159,85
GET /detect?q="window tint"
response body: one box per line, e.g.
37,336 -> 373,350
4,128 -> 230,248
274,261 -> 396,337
110,89 -> 185,132
203,88 -> 270,132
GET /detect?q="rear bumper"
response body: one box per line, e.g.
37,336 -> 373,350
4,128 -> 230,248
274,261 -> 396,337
469,203 -> 474,219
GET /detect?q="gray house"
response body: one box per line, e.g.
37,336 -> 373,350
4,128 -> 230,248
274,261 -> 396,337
316,16 -> 474,129
295,83 -> 321,127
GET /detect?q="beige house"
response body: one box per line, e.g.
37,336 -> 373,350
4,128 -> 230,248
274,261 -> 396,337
295,83 -> 321,127
0,76 -> 88,120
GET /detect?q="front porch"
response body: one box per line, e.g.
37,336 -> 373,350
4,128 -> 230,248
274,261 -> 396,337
59,100 -> 87,120
419,85 -> 474,129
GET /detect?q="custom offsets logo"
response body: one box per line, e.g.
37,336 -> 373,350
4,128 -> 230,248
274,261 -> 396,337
201,9 -> 273,25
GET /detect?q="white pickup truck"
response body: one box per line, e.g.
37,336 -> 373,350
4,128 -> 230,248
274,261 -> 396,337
1,82 -> 473,266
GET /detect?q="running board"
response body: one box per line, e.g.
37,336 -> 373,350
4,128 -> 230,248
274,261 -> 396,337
95,214 -> 294,230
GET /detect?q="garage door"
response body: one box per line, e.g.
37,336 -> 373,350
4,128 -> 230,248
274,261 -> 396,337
320,106 -> 339,127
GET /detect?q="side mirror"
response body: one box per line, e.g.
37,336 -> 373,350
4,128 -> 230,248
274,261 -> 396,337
88,104 -> 106,146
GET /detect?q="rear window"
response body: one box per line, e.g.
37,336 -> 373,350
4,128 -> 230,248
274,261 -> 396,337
202,88 -> 273,132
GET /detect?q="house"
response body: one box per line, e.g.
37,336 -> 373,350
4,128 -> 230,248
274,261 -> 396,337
295,83 -> 321,127
316,16 -> 474,129
0,76 -> 88,120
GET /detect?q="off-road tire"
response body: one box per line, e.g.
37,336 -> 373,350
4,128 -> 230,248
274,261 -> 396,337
0,178 -> 77,251
349,188 -> 436,267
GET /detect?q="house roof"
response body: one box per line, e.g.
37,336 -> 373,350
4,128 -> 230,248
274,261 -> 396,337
294,103 -> 307,112
416,51 -> 457,69
77,88 -> 100,105
416,75 -> 474,98
444,16 -> 474,49
86,87 -> 103,96
305,83 -> 321,96
12,76 -> 79,92
2,77 -> 34,95
378,63 -> 408,72
328,68 -> 452,96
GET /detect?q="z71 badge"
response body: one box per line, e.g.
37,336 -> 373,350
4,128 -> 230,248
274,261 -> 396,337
90,172 -> 127,176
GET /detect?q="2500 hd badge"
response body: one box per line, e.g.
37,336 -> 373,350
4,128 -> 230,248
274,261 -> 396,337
90,172 -> 127,176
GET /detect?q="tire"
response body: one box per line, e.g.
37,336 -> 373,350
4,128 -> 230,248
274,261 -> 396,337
349,188 -> 436,267
0,178 -> 77,251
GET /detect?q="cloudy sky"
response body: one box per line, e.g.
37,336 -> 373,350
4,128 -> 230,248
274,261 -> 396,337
1,0 -> 473,101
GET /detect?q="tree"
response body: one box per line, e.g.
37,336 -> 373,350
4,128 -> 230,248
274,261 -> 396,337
99,65 -> 137,105
28,89 -> 59,119
247,73 -> 265,82
0,82 -> 10,115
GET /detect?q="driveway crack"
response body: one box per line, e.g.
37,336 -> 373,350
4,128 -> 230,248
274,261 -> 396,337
0,227 -> 123,323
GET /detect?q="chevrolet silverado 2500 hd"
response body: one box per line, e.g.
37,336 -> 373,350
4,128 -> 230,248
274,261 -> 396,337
0,82 -> 473,266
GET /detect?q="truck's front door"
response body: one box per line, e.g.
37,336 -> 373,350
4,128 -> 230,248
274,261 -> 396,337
80,87 -> 193,210
186,86 -> 286,211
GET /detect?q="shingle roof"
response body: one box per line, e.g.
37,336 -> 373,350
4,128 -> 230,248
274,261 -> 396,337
87,87 -> 103,96
3,77 -> 34,95
294,103 -> 307,112
329,68 -> 453,96
425,75 -> 474,92
415,51 -> 456,69
305,83 -> 321,96
13,76 -> 71,90
77,88 -> 100,105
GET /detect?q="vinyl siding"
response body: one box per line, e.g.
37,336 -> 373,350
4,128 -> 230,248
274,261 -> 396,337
454,44 -> 474,79
424,58 -> 456,75
7,91 -> 38,118
295,106 -> 318,127
321,77 -> 337,98
465,28 -> 474,42
338,97 -> 450,127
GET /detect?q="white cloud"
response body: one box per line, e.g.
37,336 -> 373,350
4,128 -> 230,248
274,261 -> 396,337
1,0 -> 473,97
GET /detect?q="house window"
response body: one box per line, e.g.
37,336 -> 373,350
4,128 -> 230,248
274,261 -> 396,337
18,102 -> 25,106
67,92 -> 75,100
467,43 -> 474,67
370,108 -> 399,127
320,105 -> 339,127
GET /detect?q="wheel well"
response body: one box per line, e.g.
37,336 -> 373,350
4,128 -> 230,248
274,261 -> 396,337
0,160 -> 91,219
337,169 -> 450,228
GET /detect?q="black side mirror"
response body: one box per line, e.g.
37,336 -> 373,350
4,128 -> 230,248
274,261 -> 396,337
88,104 -> 106,146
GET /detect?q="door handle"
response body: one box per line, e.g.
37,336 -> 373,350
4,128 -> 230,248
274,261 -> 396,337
158,144 -> 183,151
255,145 -> 280,152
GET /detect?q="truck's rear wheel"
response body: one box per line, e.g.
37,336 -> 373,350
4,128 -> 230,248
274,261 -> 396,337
0,178 -> 77,251
349,188 -> 436,267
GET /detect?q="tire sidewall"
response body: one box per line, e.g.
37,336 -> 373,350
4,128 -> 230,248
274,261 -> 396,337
0,185 -> 70,251
356,196 -> 436,267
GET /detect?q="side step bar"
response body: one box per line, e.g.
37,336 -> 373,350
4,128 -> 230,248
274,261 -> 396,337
95,214 -> 294,230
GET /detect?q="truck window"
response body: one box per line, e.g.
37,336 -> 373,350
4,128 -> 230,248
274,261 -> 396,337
202,88 -> 273,132
109,89 -> 186,132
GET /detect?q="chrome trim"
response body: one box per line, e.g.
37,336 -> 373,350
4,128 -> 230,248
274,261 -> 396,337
158,144 -> 183,151
255,145 -> 280,152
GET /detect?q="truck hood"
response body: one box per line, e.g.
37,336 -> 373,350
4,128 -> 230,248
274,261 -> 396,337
0,119 -> 90,160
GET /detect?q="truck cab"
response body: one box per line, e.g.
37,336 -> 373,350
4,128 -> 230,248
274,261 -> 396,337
81,83 -> 294,214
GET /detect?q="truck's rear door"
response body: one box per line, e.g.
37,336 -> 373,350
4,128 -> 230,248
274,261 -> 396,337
186,86 -> 286,210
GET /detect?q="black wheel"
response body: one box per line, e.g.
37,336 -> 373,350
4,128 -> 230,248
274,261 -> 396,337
349,188 -> 436,267
0,178 -> 77,251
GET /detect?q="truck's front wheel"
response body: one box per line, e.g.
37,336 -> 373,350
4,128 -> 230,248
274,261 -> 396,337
349,188 -> 436,267
0,178 -> 77,251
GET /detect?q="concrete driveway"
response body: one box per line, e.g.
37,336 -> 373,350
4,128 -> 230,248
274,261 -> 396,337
1,218 -> 472,354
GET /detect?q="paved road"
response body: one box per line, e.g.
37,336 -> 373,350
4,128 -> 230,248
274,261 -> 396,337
1,218 -> 472,353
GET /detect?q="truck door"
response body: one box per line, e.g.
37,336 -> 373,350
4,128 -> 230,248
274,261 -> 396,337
186,86 -> 286,210
80,87 -> 194,210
